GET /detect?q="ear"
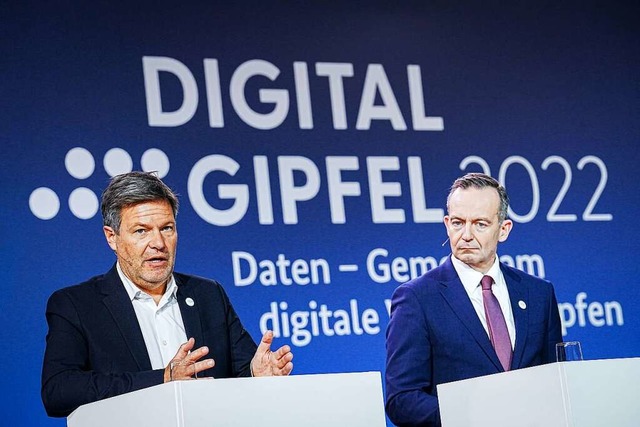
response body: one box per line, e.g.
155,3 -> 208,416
498,219 -> 513,242
443,215 -> 451,236
103,226 -> 118,251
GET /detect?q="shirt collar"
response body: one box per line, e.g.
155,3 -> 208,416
451,254 -> 502,294
116,261 -> 177,302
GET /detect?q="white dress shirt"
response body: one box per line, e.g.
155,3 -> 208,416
117,263 -> 188,369
451,255 -> 516,348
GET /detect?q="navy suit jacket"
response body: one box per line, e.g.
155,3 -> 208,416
41,265 -> 257,417
385,256 -> 562,427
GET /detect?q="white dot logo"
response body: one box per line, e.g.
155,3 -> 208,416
29,187 -> 60,220
104,148 -> 133,177
29,147 -> 171,220
69,187 -> 99,220
141,148 -> 170,178
65,147 -> 95,179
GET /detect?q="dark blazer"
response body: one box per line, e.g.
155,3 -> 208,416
41,265 -> 257,417
385,256 -> 562,427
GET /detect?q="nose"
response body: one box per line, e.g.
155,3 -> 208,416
148,229 -> 166,250
461,223 -> 474,241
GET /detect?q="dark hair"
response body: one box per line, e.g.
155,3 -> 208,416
447,173 -> 509,222
101,171 -> 179,233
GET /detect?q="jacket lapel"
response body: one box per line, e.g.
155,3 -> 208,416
99,265 -> 152,371
503,265 -> 529,370
175,275 -> 204,347
439,258 -> 504,371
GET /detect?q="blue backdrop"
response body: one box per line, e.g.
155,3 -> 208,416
2,2 -> 639,426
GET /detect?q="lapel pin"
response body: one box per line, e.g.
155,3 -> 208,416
185,297 -> 195,307
518,300 -> 526,309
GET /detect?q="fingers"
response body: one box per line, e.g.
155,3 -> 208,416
256,330 -> 274,354
193,358 -> 215,375
251,331 -> 294,376
269,349 -> 293,375
186,345 -> 210,363
170,358 -> 215,381
272,345 -> 293,369
166,338 -> 215,382
174,337 -> 195,360
279,361 -> 294,376
173,338 -> 210,363
272,344 -> 292,360
272,345 -> 294,370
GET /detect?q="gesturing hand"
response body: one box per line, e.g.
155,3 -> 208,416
250,330 -> 294,377
163,338 -> 215,382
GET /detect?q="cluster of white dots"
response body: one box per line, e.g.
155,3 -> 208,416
29,147 -> 170,220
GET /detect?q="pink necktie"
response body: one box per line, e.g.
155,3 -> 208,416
481,275 -> 512,371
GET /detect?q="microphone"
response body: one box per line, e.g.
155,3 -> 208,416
441,237 -> 450,247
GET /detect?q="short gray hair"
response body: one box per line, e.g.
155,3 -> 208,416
447,173 -> 509,222
101,171 -> 179,233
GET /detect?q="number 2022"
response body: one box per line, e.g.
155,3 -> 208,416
460,155 -> 612,223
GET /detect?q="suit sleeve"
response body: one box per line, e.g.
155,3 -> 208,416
385,284 -> 440,426
544,284 -> 563,363
41,290 -> 164,417
215,284 -> 258,377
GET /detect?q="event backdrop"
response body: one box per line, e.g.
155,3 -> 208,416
2,2 -> 638,426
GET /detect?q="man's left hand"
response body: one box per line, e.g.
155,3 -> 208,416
250,330 -> 294,377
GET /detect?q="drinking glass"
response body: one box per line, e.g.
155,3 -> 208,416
556,341 -> 583,362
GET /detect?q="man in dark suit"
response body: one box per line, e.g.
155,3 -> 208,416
385,173 -> 562,426
42,171 -> 293,417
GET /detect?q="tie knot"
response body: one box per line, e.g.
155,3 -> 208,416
481,275 -> 494,291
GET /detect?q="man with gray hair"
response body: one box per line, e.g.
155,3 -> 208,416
42,171 -> 293,417
385,172 -> 562,426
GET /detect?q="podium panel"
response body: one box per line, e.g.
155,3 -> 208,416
437,358 -> 640,427
67,372 -> 385,427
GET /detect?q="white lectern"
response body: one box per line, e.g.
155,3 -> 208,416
67,371 -> 386,427
437,357 -> 640,427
